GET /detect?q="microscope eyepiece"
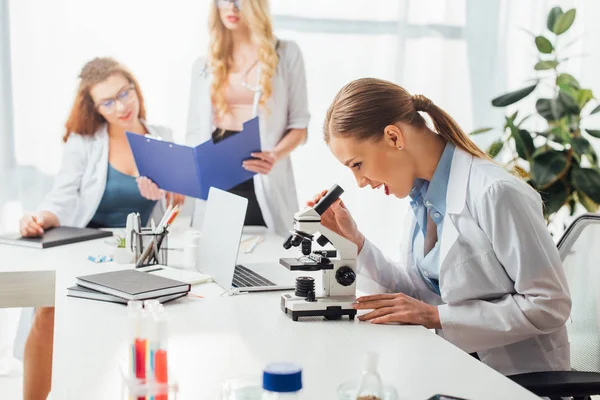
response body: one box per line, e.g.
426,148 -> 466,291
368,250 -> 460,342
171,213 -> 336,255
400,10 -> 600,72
313,184 -> 344,215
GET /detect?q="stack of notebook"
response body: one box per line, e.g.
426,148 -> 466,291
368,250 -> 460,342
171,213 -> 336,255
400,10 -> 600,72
67,269 -> 191,305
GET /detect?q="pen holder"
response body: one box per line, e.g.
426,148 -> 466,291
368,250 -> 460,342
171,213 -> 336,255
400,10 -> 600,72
131,228 -> 169,267
119,362 -> 179,399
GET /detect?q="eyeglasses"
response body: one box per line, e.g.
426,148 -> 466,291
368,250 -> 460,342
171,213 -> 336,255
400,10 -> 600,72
95,85 -> 136,114
215,0 -> 241,10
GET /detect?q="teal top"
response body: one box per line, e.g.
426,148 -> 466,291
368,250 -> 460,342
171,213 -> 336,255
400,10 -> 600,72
89,165 -> 156,228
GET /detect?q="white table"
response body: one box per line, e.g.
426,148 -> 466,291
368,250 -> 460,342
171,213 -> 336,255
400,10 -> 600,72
1,229 -> 539,400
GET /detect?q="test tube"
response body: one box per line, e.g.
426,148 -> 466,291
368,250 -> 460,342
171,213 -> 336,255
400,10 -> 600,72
135,308 -> 149,400
154,306 -> 169,400
127,301 -> 144,400
146,302 -> 161,400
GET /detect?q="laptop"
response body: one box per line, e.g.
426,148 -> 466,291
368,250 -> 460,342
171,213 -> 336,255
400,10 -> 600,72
198,187 -> 296,293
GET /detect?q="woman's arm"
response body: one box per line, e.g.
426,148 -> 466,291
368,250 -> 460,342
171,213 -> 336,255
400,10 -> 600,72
437,180 -> 571,354
243,41 -> 310,175
273,128 -> 307,159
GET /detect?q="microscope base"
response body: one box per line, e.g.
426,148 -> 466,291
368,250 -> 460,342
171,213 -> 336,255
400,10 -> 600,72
281,294 -> 357,321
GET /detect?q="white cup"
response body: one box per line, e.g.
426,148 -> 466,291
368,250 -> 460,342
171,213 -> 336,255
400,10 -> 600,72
183,229 -> 203,270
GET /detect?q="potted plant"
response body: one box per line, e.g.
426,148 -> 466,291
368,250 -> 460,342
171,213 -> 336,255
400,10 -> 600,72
108,232 -> 133,264
472,6 -> 600,225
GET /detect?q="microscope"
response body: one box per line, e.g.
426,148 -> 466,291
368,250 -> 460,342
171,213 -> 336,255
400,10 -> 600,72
280,184 -> 358,321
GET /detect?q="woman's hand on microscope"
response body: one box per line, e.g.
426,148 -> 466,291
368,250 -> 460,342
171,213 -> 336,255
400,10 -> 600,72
307,190 -> 365,253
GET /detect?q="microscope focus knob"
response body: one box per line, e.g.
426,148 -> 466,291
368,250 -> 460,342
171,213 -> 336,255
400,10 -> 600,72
335,266 -> 356,287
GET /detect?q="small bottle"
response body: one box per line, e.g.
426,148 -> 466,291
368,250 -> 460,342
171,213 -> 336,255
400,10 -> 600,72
262,362 -> 302,399
355,352 -> 383,400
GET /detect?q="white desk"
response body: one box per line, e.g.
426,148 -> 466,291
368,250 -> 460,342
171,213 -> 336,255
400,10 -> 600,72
1,229 -> 538,399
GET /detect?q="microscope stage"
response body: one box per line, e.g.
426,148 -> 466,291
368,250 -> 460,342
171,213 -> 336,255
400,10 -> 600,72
281,293 -> 357,321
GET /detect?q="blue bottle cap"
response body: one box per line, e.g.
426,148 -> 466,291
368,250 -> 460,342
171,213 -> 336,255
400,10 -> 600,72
262,362 -> 302,393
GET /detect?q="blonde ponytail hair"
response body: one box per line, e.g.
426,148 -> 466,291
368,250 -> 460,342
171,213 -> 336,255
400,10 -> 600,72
324,78 -> 489,160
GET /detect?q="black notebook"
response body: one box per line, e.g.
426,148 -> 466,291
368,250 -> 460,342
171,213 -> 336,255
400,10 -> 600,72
76,269 -> 191,301
67,285 -> 188,305
0,226 -> 113,249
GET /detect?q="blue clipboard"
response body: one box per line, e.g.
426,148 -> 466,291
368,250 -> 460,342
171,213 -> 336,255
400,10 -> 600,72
126,117 -> 261,200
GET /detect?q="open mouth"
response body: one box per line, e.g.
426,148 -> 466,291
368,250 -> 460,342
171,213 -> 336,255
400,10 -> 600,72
374,184 -> 390,196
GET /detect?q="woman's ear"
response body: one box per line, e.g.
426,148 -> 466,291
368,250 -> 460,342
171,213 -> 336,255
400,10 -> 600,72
383,124 -> 405,150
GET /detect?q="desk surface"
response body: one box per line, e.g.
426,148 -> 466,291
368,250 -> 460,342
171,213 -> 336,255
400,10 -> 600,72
1,228 -> 537,399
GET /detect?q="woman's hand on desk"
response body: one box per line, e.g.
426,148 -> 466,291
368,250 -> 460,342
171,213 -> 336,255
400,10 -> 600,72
19,213 -> 50,237
242,151 -> 278,175
307,191 -> 365,253
353,293 -> 442,329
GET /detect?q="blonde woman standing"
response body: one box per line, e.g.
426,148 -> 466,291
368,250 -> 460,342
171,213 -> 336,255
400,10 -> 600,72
186,0 -> 310,235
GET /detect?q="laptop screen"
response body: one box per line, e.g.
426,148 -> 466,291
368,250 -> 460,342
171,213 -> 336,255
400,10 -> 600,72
197,188 -> 248,289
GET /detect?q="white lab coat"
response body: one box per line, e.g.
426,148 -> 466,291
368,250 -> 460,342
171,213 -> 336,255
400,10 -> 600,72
38,123 -> 172,227
357,147 -> 572,376
186,39 -> 310,236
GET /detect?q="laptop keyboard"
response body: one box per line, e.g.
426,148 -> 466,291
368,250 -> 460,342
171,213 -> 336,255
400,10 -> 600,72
233,265 -> 275,288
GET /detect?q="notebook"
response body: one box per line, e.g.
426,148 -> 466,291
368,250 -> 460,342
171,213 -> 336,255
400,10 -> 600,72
0,226 -> 113,249
67,285 -> 187,305
76,269 -> 190,301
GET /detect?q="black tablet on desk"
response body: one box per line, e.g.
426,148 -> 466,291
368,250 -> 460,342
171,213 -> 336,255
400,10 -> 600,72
0,226 -> 113,249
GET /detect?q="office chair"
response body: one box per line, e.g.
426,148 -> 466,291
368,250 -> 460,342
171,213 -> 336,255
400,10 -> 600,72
508,213 -> 600,400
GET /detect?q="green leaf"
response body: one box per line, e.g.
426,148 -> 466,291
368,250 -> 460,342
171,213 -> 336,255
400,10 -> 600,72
558,91 -> 580,114
531,150 -> 569,188
549,118 -> 572,144
572,167 -> 600,203
537,98 -> 565,121
556,73 -> 580,90
575,89 -> 594,109
513,129 -> 535,160
547,7 -> 564,31
492,84 -> 537,107
569,197 -> 577,216
571,136 -> 592,155
535,36 -> 554,54
590,104 -> 600,115
585,129 -> 600,139
553,9 -> 576,35
534,60 -> 559,70
469,127 -> 494,135
540,180 -> 569,216
577,191 -> 599,212
487,140 -> 504,158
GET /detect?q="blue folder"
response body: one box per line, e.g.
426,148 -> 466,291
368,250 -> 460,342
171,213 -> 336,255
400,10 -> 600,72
126,117 -> 261,200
